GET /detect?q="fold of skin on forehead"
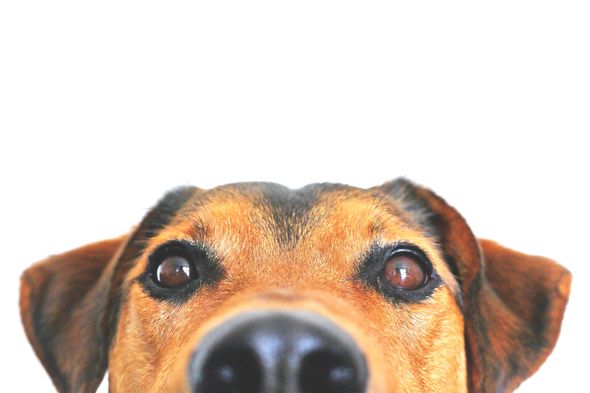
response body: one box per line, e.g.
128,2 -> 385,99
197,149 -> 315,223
109,183 -> 466,393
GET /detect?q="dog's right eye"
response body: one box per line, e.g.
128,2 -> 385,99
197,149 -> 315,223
147,241 -> 202,290
155,255 -> 198,288
140,240 -> 224,303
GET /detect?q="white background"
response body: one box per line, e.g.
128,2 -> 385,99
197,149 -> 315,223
1,1 -> 588,392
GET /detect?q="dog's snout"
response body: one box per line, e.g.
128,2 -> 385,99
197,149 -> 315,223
189,311 -> 368,393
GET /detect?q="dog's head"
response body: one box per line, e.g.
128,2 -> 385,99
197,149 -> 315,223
20,179 -> 571,393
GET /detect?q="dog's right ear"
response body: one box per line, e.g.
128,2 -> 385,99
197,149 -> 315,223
19,186 -> 197,393
19,236 -> 128,393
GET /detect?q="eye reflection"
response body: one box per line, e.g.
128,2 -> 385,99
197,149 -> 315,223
155,255 -> 196,288
383,253 -> 427,290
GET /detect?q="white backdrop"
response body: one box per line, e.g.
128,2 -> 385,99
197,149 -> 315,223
1,1 -> 588,392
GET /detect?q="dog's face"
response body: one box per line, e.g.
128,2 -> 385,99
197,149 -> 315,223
20,179 -> 571,393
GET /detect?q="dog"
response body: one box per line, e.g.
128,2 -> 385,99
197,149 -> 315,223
20,179 -> 571,393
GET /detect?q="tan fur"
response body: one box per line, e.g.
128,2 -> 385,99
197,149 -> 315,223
109,189 -> 466,392
19,181 -> 570,393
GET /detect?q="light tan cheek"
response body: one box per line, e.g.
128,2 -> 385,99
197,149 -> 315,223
371,290 -> 466,393
411,291 -> 467,393
108,283 -> 228,393
109,294 -> 176,393
422,321 -> 467,393
109,303 -> 154,392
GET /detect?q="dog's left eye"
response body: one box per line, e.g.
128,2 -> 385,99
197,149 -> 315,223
380,248 -> 430,290
154,255 -> 198,288
358,243 -> 440,303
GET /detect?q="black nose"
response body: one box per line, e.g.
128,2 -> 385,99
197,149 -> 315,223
189,311 -> 368,393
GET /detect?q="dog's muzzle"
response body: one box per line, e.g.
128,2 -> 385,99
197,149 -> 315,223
188,310 -> 368,393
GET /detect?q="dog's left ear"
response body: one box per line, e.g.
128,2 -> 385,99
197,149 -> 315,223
474,239 -> 571,391
383,179 -> 571,393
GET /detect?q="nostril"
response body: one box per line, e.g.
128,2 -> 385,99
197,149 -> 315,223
299,349 -> 366,393
198,346 -> 262,393
190,311 -> 368,393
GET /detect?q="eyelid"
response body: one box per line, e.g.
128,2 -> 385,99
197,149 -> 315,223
385,245 -> 433,273
148,240 -> 217,267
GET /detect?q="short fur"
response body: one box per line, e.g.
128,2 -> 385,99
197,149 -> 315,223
20,179 -> 571,393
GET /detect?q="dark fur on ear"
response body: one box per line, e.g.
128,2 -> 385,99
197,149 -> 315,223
20,237 -> 127,393
19,186 -> 197,393
382,178 -> 571,393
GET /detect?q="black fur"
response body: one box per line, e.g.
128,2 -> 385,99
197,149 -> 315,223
30,275 -> 70,392
257,183 -> 343,248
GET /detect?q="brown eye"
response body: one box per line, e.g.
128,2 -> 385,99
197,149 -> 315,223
383,252 -> 428,290
155,255 -> 197,288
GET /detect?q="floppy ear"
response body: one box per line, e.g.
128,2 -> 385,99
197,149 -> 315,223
475,239 -> 571,392
383,179 -> 571,393
19,236 -> 129,393
19,186 -> 197,393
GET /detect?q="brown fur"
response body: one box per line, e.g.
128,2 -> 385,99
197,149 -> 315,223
20,179 -> 571,393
